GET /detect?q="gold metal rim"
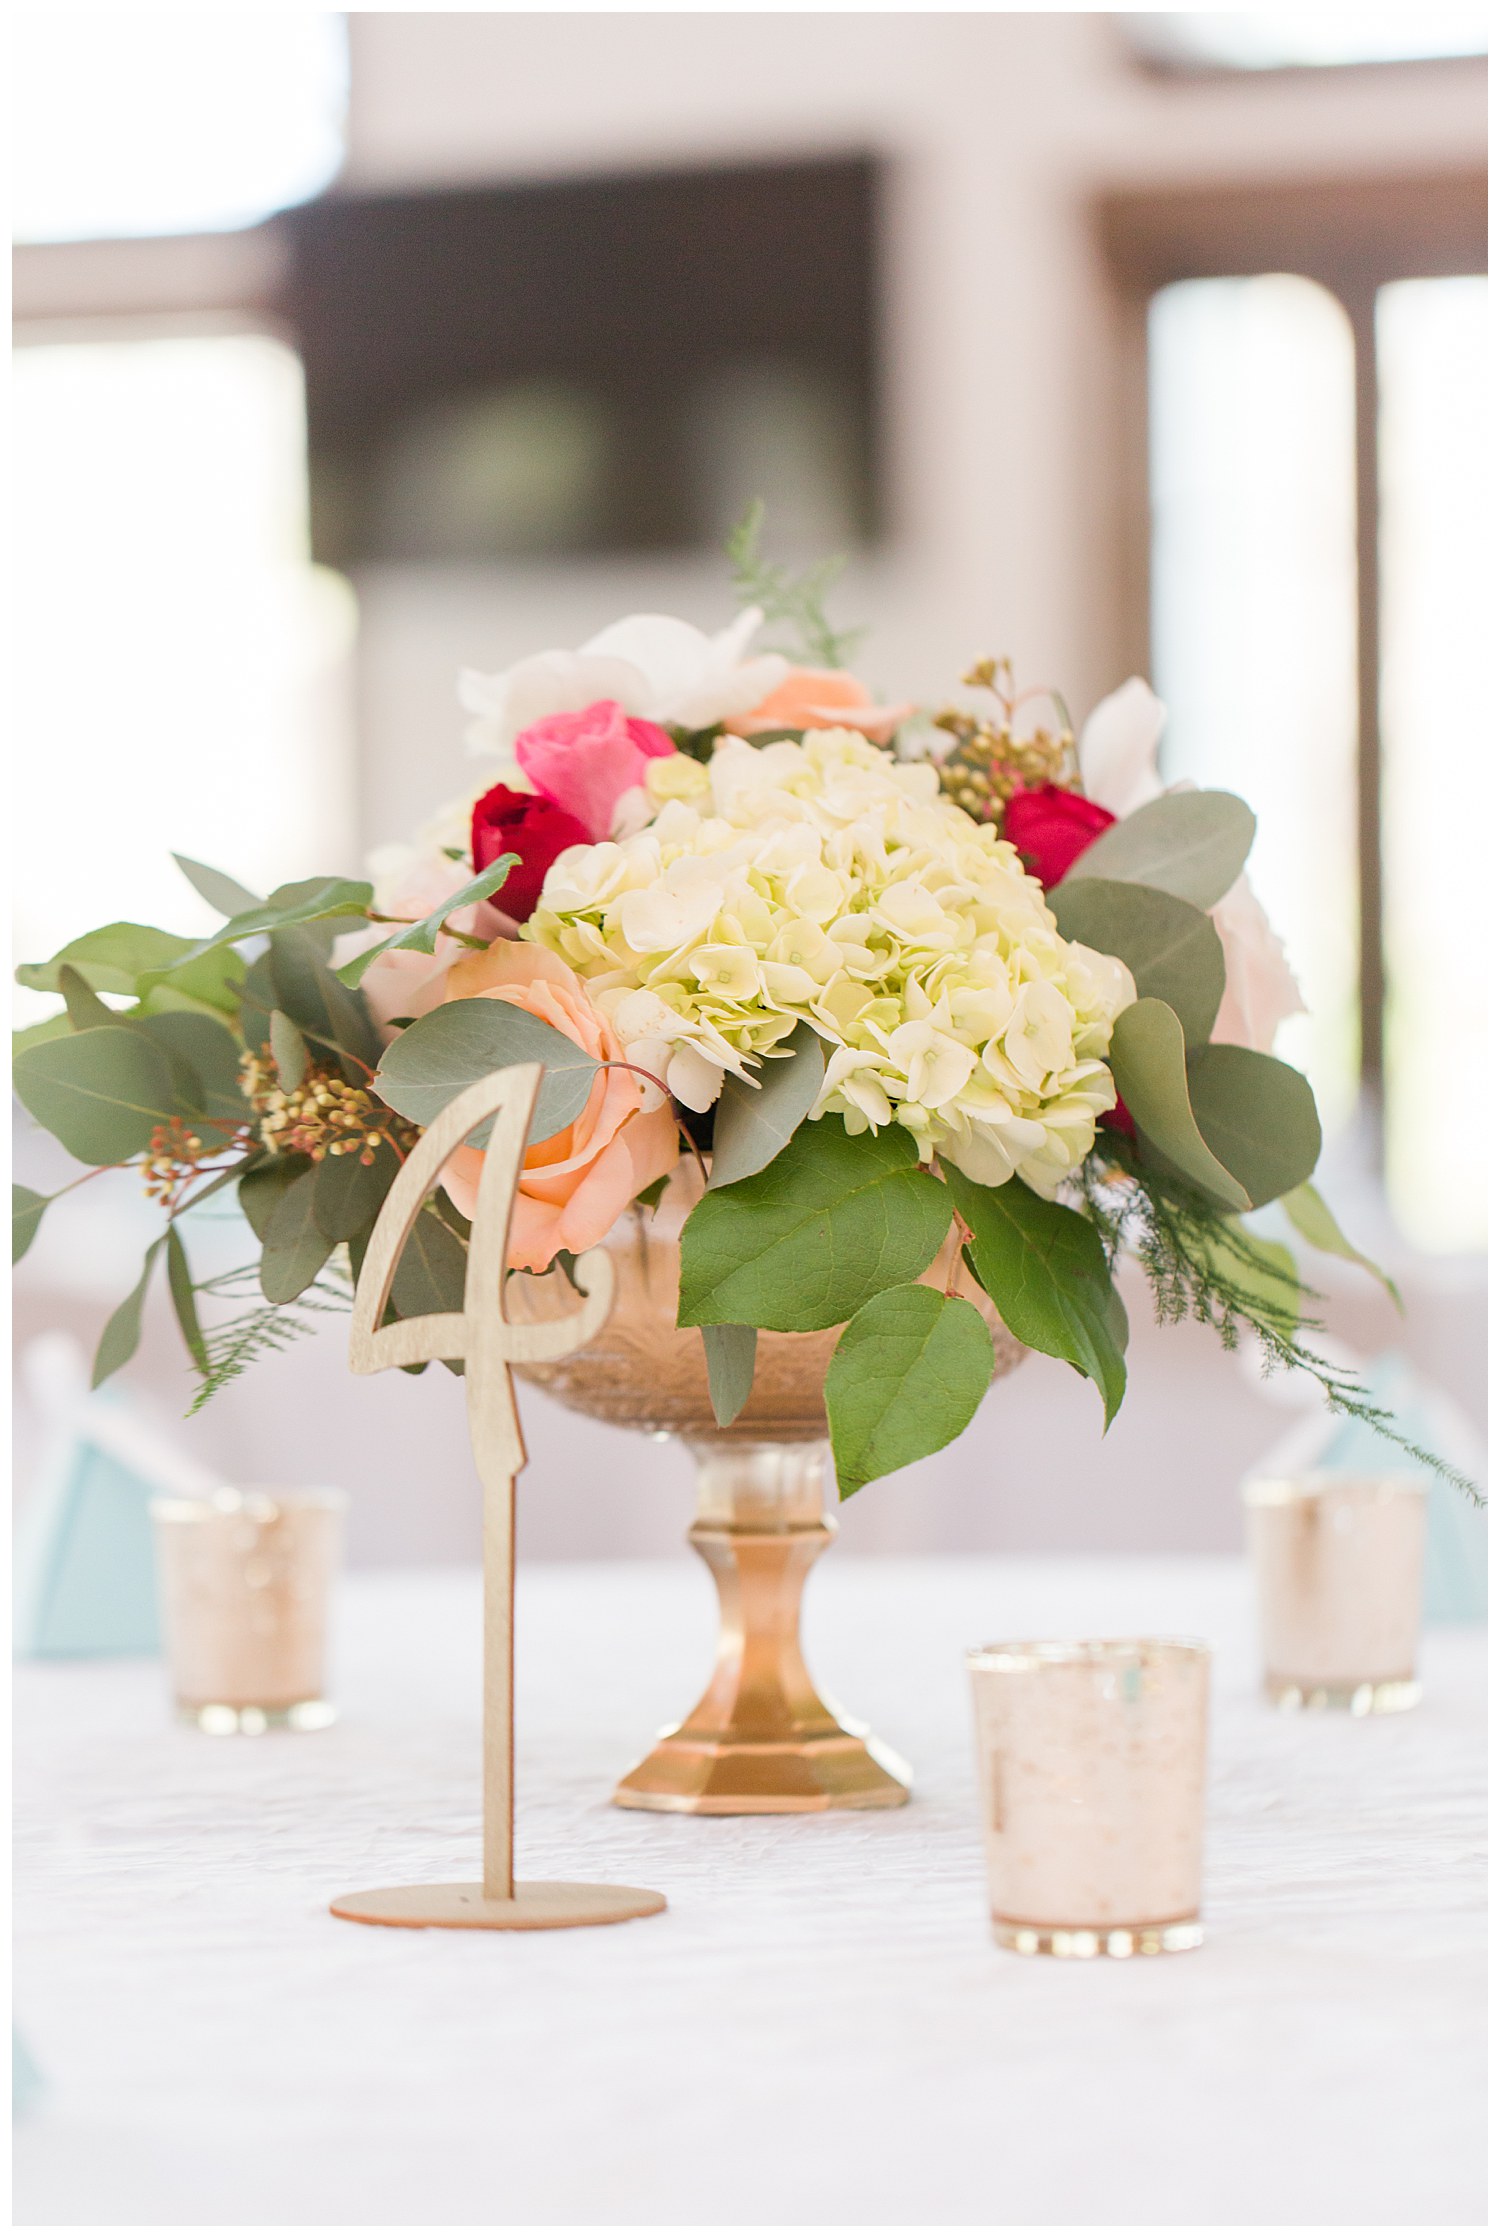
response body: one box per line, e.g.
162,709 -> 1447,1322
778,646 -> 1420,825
965,1636 -> 1211,1674
993,1916 -> 1204,1958
1241,1471 -> 1428,1508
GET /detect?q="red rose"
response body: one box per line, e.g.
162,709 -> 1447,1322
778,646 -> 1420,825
1003,784 -> 1116,890
471,783 -> 590,923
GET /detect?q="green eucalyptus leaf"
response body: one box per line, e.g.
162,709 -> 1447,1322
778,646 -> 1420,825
826,1284 -> 994,1499
173,853 -> 263,917
1049,878 -> 1225,1046
700,1323 -> 758,1429
12,1014 -> 72,1057
92,1237 -> 166,1388
236,951 -> 277,1052
1105,1000 -> 1249,1211
390,1202 -> 469,1325
13,1027 -> 178,1165
239,1154 -> 311,1243
260,1167 -> 336,1304
13,1184 -> 48,1264
269,927 -> 381,1076
1065,790 -> 1255,909
269,1009 -> 309,1091
314,1142 -> 399,1244
146,875 -> 376,986
1281,1181 -> 1401,1309
376,998 -> 600,1149
57,965 -> 118,1031
1185,1044 -> 1321,1210
946,1168 -> 1127,1427
708,1023 -> 826,1191
677,1116 -> 953,1333
133,1012 -> 247,1122
334,854 -> 521,988
165,1225 -> 209,1372
17,922 -> 199,999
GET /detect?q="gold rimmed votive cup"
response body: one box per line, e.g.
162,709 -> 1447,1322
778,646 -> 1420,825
1243,1471 -> 1426,1714
966,1638 -> 1211,1958
150,1486 -> 347,1733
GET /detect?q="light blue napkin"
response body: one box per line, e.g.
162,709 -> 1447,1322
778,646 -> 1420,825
1315,1352 -> 1486,1625
13,2024 -> 43,2118
14,1336 -> 215,1659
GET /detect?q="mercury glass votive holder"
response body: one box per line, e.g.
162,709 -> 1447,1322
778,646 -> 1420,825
150,1487 -> 347,1733
966,1639 -> 1211,1958
1243,1472 -> 1427,1714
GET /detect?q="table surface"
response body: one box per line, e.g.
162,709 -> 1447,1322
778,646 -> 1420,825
13,1556 -> 1486,2228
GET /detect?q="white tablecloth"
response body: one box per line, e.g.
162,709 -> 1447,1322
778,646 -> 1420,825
13,1557 -> 1486,2227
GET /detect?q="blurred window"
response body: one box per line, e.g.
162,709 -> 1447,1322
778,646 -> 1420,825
13,10 -> 347,242
11,332 -> 355,1024
1144,246 -> 1485,1254
1378,277 -> 1487,1251
1125,10 -> 1486,70
1150,276 -> 1359,1136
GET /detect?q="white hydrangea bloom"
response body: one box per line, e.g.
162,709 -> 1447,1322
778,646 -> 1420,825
527,730 -> 1134,1192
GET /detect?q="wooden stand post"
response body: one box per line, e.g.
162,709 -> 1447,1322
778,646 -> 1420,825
329,1062 -> 666,1932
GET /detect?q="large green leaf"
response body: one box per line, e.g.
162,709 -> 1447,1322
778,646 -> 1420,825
1281,1180 -> 1400,1308
132,1012 -> 248,1122
946,1168 -> 1127,1426
334,855 -> 520,988
707,1022 -> 826,1191
1105,1000 -> 1249,1211
57,965 -> 117,1031
165,1225 -> 209,1372
11,1014 -> 72,1057
13,1027 -> 178,1165
825,1284 -> 994,1499
677,1116 -> 952,1333
260,1167 -> 337,1304
1064,790 -> 1255,909
92,1238 -> 166,1389
1185,1044 -> 1321,1210
390,1202 -> 469,1326
13,1184 -> 48,1264
17,922 -> 199,999
172,853 -> 263,917
146,876 -> 375,985
239,1155 -> 310,1243
700,1323 -> 758,1428
1049,877 -> 1225,1046
269,927 -> 381,1076
236,951 -> 277,1052
375,998 -> 600,1148
314,1141 -> 399,1243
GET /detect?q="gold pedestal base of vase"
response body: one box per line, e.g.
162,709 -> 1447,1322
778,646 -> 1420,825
613,1441 -> 911,1816
508,1169 -> 1024,1818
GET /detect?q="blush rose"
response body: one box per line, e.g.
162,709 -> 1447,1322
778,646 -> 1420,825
435,940 -> 678,1272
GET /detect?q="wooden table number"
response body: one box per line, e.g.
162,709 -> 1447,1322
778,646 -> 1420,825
329,1061 -> 667,1932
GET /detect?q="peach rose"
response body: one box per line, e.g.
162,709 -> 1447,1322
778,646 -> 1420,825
726,667 -> 913,746
436,940 -> 678,1272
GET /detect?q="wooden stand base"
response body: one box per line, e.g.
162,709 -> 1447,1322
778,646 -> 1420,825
329,1880 -> 667,1931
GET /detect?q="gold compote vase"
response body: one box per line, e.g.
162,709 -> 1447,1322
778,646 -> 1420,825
508,1162 -> 1025,1815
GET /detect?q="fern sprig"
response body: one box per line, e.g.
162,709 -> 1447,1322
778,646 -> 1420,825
726,501 -> 864,669
1075,1143 -> 1479,1500
188,1260 -> 354,1414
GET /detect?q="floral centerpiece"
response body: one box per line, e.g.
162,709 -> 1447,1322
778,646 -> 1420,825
14,514 -> 1442,1500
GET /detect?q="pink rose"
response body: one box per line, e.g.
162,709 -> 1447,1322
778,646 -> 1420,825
436,940 -> 679,1272
514,700 -> 676,843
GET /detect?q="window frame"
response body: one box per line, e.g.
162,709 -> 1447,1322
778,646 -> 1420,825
1097,168 -> 1486,1121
